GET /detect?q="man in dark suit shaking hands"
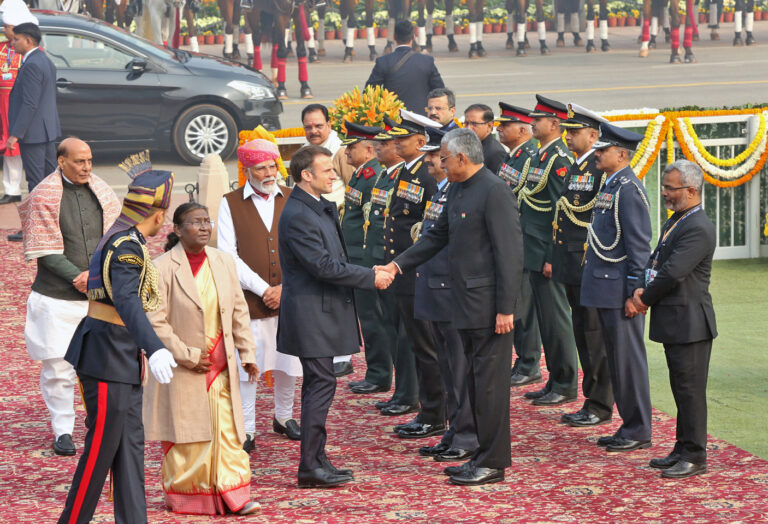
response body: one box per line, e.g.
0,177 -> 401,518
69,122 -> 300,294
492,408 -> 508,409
379,128 -> 524,486
7,22 -> 60,193
365,20 -> 445,116
633,159 -> 717,479
277,145 -> 394,488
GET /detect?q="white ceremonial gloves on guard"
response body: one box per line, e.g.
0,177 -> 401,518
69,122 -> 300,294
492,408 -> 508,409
149,348 -> 177,384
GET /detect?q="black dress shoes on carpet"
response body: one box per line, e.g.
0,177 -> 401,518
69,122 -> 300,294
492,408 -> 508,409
298,467 -> 352,488
661,460 -> 707,478
273,417 -> 301,440
7,230 -> 22,242
350,381 -> 389,394
380,403 -> 419,416
510,370 -> 542,387
243,434 -> 255,453
321,457 -> 353,477
0,194 -> 21,204
434,448 -> 473,462
375,399 -> 393,410
564,410 -> 611,427
597,434 -> 618,447
418,442 -> 450,457
523,387 -> 549,400
605,437 -> 652,452
532,391 -> 577,406
649,452 -> 681,469
396,423 -> 446,439
333,361 -> 354,377
53,434 -> 76,456
443,461 -> 470,476
449,464 -> 504,486
394,418 -> 420,432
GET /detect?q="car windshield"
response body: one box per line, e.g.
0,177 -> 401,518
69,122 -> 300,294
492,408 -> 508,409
70,16 -> 181,61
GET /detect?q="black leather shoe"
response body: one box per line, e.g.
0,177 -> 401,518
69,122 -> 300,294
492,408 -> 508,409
396,423 -> 446,439
649,452 -> 681,469
321,456 -> 353,477
348,379 -> 365,389
0,194 -> 21,204
568,412 -> 611,427
243,434 -> 255,453
449,465 -> 504,485
510,371 -> 542,387
375,399 -> 393,409
523,386 -> 549,400
7,230 -> 22,242
333,361 -> 354,377
298,467 -> 352,488
532,391 -> 577,406
597,435 -> 618,447
434,447 -> 473,462
380,403 -> 418,416
606,438 -> 652,452
661,460 -> 707,478
53,434 -> 76,456
418,442 -> 450,457
350,381 -> 389,394
393,418 -> 419,432
560,408 -> 586,423
443,461 -> 471,476
273,417 -> 301,440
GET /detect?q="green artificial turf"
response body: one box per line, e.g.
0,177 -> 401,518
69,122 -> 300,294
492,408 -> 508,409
645,258 -> 768,460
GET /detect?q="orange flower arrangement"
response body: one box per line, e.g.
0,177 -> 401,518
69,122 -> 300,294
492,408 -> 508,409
328,85 -> 404,134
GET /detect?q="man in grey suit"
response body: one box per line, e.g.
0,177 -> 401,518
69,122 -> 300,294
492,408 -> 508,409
277,145 -> 393,488
379,128 -> 524,486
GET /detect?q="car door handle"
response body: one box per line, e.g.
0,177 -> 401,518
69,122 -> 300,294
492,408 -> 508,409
56,78 -> 73,87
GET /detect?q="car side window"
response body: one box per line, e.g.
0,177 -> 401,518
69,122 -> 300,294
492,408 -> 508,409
41,32 -> 135,70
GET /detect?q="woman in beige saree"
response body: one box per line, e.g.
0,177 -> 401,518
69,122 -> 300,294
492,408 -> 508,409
144,202 -> 261,515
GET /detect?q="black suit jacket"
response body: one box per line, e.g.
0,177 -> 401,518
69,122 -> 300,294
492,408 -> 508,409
395,167 -> 523,330
481,135 -> 507,176
365,46 -> 444,116
9,48 -> 61,144
277,186 -> 376,358
413,181 -> 451,323
641,206 -> 718,344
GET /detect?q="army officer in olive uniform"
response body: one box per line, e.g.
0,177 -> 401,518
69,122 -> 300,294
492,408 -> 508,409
518,95 -> 579,406
553,104 -> 614,427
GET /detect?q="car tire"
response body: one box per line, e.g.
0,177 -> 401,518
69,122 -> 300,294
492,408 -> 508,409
173,104 -> 238,165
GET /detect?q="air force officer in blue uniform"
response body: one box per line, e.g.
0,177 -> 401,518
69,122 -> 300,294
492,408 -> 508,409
580,123 -> 653,453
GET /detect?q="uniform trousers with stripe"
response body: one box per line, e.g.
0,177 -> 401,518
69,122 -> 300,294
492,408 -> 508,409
58,375 -> 146,524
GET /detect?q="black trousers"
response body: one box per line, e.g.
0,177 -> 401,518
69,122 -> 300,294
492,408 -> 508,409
20,141 -> 56,192
664,340 -> 713,465
298,356 -> 336,472
381,289 -> 418,406
597,308 -> 652,441
58,375 -> 146,524
431,321 -> 478,451
512,270 -> 542,376
565,283 -> 614,418
354,286 -> 397,388
529,270 -> 578,396
395,294 -> 445,425
459,327 -> 513,469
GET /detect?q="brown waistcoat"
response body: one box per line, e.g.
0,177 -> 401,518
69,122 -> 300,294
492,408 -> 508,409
224,185 -> 291,319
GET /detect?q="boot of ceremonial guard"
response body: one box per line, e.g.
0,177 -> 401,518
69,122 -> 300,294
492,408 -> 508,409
58,151 -> 177,524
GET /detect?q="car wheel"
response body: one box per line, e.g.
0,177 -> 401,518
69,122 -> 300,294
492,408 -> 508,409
173,104 -> 237,165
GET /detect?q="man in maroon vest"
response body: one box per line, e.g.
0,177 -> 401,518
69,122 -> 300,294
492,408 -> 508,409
218,139 -> 302,450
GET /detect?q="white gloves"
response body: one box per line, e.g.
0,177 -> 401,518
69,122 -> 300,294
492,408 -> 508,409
148,348 -> 177,384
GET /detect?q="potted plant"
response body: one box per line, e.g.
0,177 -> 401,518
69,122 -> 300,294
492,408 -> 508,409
203,31 -> 214,45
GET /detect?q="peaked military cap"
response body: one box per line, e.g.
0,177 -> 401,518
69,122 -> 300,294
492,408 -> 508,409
388,109 -> 441,137
374,115 -> 399,140
561,103 -> 609,129
496,102 -> 534,124
419,127 -> 446,152
594,123 -> 644,151
342,122 -> 384,145
528,95 -> 569,120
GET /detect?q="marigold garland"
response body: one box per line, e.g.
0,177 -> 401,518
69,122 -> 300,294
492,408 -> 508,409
237,126 -> 290,187
630,115 -> 667,179
666,125 -> 675,165
682,112 -> 766,167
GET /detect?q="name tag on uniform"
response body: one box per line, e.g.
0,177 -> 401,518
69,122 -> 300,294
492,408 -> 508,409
527,167 -> 545,184
569,174 -> 594,192
498,163 -> 521,186
645,268 -> 658,286
397,180 -> 424,204
424,200 -> 444,221
344,185 -> 363,206
370,187 -> 389,206
594,191 -> 615,210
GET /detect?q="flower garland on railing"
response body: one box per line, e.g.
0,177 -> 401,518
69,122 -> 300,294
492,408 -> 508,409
629,115 -> 667,179
666,125 -> 675,165
681,112 -> 767,167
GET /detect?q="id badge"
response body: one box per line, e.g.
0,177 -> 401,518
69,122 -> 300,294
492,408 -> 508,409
1,73 -> 12,81
645,268 -> 658,286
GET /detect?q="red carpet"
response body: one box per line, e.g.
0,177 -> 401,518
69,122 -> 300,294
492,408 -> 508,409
2,228 -> 768,523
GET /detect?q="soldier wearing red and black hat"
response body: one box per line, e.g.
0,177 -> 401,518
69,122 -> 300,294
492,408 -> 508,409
518,95 -> 580,407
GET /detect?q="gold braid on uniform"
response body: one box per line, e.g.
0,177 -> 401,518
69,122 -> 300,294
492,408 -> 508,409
518,155 -> 557,212
102,236 -> 162,312
512,157 -> 532,195
338,202 -> 346,225
554,172 -> 608,229
586,183 -> 650,264
410,222 -> 423,243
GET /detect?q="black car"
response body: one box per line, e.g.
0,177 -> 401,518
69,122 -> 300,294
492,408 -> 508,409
35,11 -> 282,164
